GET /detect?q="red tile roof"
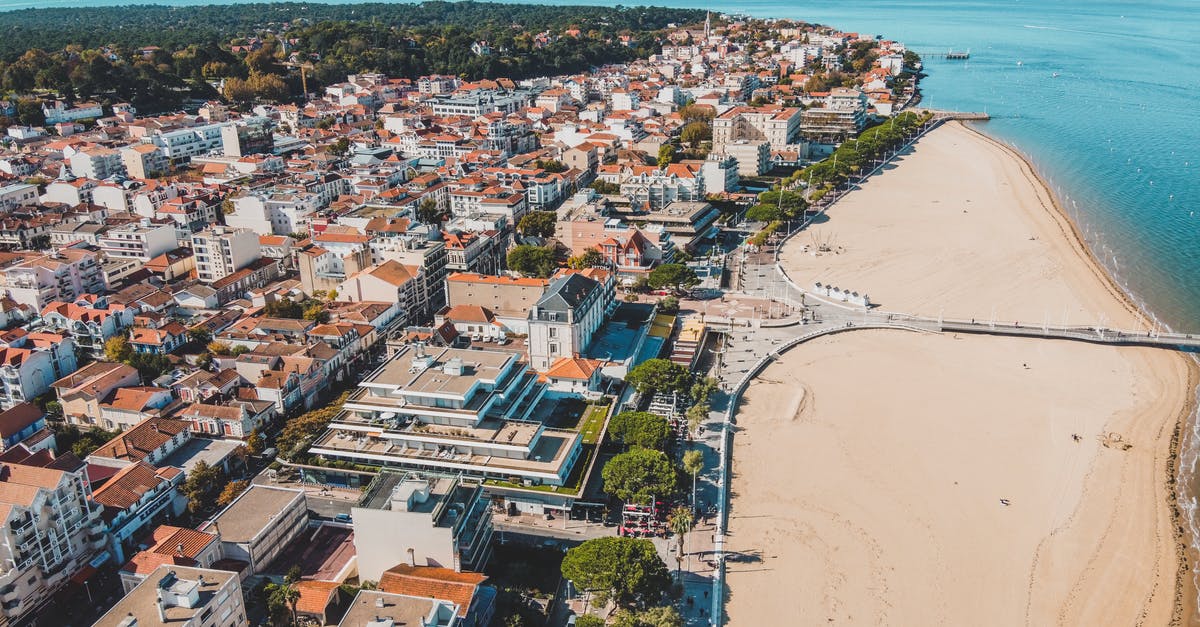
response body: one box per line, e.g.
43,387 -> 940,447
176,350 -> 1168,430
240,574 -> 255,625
90,461 -> 169,510
379,564 -> 487,617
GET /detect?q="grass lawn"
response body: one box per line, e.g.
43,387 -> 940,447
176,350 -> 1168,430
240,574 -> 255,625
579,404 -> 608,445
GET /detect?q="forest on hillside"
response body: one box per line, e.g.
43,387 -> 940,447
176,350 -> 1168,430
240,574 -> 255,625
0,1 -> 706,116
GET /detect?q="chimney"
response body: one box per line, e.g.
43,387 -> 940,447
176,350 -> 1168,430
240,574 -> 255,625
407,547 -> 416,567
176,543 -> 185,555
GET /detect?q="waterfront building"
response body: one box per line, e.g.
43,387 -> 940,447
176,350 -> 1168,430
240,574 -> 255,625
308,344 -> 583,488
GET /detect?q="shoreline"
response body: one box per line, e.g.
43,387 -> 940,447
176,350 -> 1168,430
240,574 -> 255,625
725,120 -> 1199,624
960,121 -> 1200,624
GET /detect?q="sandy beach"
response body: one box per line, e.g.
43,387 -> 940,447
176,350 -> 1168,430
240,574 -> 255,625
725,122 -> 1197,625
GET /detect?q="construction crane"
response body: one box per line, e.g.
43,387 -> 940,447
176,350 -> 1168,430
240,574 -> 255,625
298,62 -> 315,102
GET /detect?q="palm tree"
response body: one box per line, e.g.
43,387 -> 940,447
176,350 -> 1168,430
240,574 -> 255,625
683,450 -> 704,508
667,505 -> 695,580
267,581 -> 299,626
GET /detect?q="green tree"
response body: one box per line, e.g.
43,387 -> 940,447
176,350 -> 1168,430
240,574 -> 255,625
625,358 -> 690,395
246,428 -> 265,455
657,296 -> 679,315
517,211 -> 557,238
222,76 -> 255,103
656,144 -> 676,168
613,606 -> 684,627
534,159 -> 567,173
602,448 -> 677,503
685,404 -> 707,436
690,376 -> 718,406
416,196 -> 442,226
264,581 -> 299,627
574,615 -> 605,627
128,352 -> 171,380
678,103 -> 715,123
666,505 -> 694,577
608,411 -> 670,450
276,390 -> 350,457
104,335 -> 132,363
568,248 -> 605,269
188,327 -> 212,347
329,137 -> 350,156
590,180 -> 621,195
54,424 -> 120,458
506,244 -> 557,278
560,537 -> 671,609
679,121 -> 711,148
745,203 -> 781,223
216,479 -> 250,507
263,298 -> 304,319
646,264 -> 699,293
682,449 -> 704,506
181,460 -> 224,514
303,302 -> 329,323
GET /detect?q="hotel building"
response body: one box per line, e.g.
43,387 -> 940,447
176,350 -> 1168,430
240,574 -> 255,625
309,345 -> 583,488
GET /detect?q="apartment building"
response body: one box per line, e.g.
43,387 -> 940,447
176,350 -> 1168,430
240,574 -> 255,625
94,566 -> 248,627
0,249 -> 107,310
621,200 -> 719,251
800,87 -> 869,142
147,122 -> 232,161
0,183 -> 38,212
91,461 -> 187,564
615,163 -> 706,211
200,485 -> 306,575
428,89 -> 536,117
118,526 -> 222,593
721,139 -> 772,177
441,230 -> 504,277
42,100 -> 102,124
121,143 -> 170,179
226,191 -> 320,236
712,105 -> 803,150
219,117 -> 274,158
67,146 -> 126,180
352,471 -> 494,581
308,344 -> 582,487
40,298 -> 135,359
0,344 -> 64,410
444,273 -> 548,335
99,219 -> 178,263
0,403 -> 53,454
191,227 -> 262,284
337,260 -> 424,326
0,455 -> 106,623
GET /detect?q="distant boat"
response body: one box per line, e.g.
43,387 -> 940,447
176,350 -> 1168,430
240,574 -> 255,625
1017,60 -> 1024,66
1052,72 -> 1060,77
